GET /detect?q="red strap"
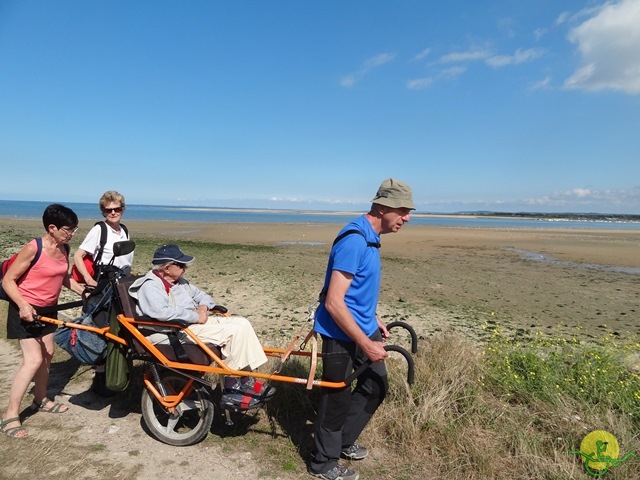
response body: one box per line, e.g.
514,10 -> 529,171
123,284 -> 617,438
251,380 -> 264,393
240,395 -> 251,409
239,380 -> 264,409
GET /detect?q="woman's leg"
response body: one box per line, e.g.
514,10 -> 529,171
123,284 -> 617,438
32,333 -> 55,405
2,338 -> 44,426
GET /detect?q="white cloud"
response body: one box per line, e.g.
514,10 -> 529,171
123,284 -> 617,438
408,186 -> 640,213
418,44 -> 542,88
407,66 -> 466,90
438,46 -> 542,69
440,66 -> 467,78
439,48 -> 492,63
485,48 -> 544,67
497,17 -> 516,38
413,48 -> 431,61
364,53 -> 396,68
340,75 -> 357,88
529,76 -> 552,91
340,53 -> 396,87
555,11 -> 571,25
266,196 -> 368,209
524,186 -> 640,210
533,28 -> 547,41
407,77 -> 434,90
564,0 -> 640,94
568,188 -> 592,198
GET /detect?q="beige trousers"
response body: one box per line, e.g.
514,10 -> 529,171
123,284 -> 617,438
148,316 -> 268,371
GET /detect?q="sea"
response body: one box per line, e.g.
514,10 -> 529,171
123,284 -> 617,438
1,199 -> 639,230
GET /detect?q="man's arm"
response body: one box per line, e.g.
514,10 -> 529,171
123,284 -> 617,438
186,282 -> 216,310
137,280 -> 200,323
63,274 -> 86,296
324,270 -> 388,362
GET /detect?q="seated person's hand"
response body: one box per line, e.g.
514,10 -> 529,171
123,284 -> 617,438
196,305 -> 209,324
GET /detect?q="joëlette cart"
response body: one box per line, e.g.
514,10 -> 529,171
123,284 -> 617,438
37,240 -> 416,446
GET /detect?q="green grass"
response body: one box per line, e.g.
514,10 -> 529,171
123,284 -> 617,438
482,325 -> 640,420
221,330 -> 638,479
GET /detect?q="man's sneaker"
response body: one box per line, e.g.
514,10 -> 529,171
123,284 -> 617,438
341,443 -> 368,460
309,464 -> 359,480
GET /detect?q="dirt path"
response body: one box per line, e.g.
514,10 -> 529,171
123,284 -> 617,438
0,332 -> 272,480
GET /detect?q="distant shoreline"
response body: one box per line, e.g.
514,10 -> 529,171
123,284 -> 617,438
2,217 -> 640,269
0,198 -> 638,223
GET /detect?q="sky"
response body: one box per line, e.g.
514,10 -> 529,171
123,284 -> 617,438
1,0 -> 639,214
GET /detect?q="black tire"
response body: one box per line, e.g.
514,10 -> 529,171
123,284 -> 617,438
141,371 -> 214,446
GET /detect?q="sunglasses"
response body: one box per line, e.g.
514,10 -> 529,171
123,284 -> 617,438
172,262 -> 188,269
102,207 -> 123,214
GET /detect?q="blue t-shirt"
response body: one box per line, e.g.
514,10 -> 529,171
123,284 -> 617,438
314,215 -> 381,341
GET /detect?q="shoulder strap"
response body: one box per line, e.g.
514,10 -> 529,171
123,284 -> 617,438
94,222 -> 128,264
0,238 -> 42,280
93,221 -> 108,265
318,229 -> 380,302
332,229 -> 380,249
32,237 -> 43,266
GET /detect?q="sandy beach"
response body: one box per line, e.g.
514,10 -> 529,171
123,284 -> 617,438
2,217 -> 639,344
1,216 -> 639,479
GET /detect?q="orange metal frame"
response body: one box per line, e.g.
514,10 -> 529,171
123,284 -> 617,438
39,313 -> 347,394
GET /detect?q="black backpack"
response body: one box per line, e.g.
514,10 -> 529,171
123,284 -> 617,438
93,221 -> 129,266
92,222 -> 129,281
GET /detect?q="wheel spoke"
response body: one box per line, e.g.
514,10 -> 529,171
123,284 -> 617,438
164,412 -> 182,433
179,399 -> 202,412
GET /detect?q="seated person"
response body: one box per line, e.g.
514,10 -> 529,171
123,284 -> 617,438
128,244 -> 273,407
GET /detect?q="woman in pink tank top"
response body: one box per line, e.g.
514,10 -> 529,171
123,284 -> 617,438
1,204 -> 85,439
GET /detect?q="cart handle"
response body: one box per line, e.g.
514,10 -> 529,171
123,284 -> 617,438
344,344 -> 415,386
385,321 -> 418,354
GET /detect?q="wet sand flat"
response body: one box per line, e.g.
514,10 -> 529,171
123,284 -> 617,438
1,217 -> 638,344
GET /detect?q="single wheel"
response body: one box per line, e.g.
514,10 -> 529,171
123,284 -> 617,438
141,370 -> 214,446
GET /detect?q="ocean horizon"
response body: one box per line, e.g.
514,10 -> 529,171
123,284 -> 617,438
1,199 -> 639,231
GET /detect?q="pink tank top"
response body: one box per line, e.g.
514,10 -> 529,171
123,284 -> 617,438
18,239 -> 69,307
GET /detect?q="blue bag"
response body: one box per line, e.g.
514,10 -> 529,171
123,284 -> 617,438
55,314 -> 107,365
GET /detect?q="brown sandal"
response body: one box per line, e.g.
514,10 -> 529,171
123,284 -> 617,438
0,417 -> 28,438
33,399 -> 68,414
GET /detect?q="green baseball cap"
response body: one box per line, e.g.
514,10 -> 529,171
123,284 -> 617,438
371,178 -> 415,210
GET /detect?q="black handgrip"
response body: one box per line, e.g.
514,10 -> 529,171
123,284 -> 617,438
344,344 -> 415,386
212,305 -> 228,314
152,319 -> 191,328
34,300 -> 84,314
386,321 -> 418,354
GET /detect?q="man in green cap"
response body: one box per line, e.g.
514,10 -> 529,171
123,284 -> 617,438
309,178 -> 415,480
